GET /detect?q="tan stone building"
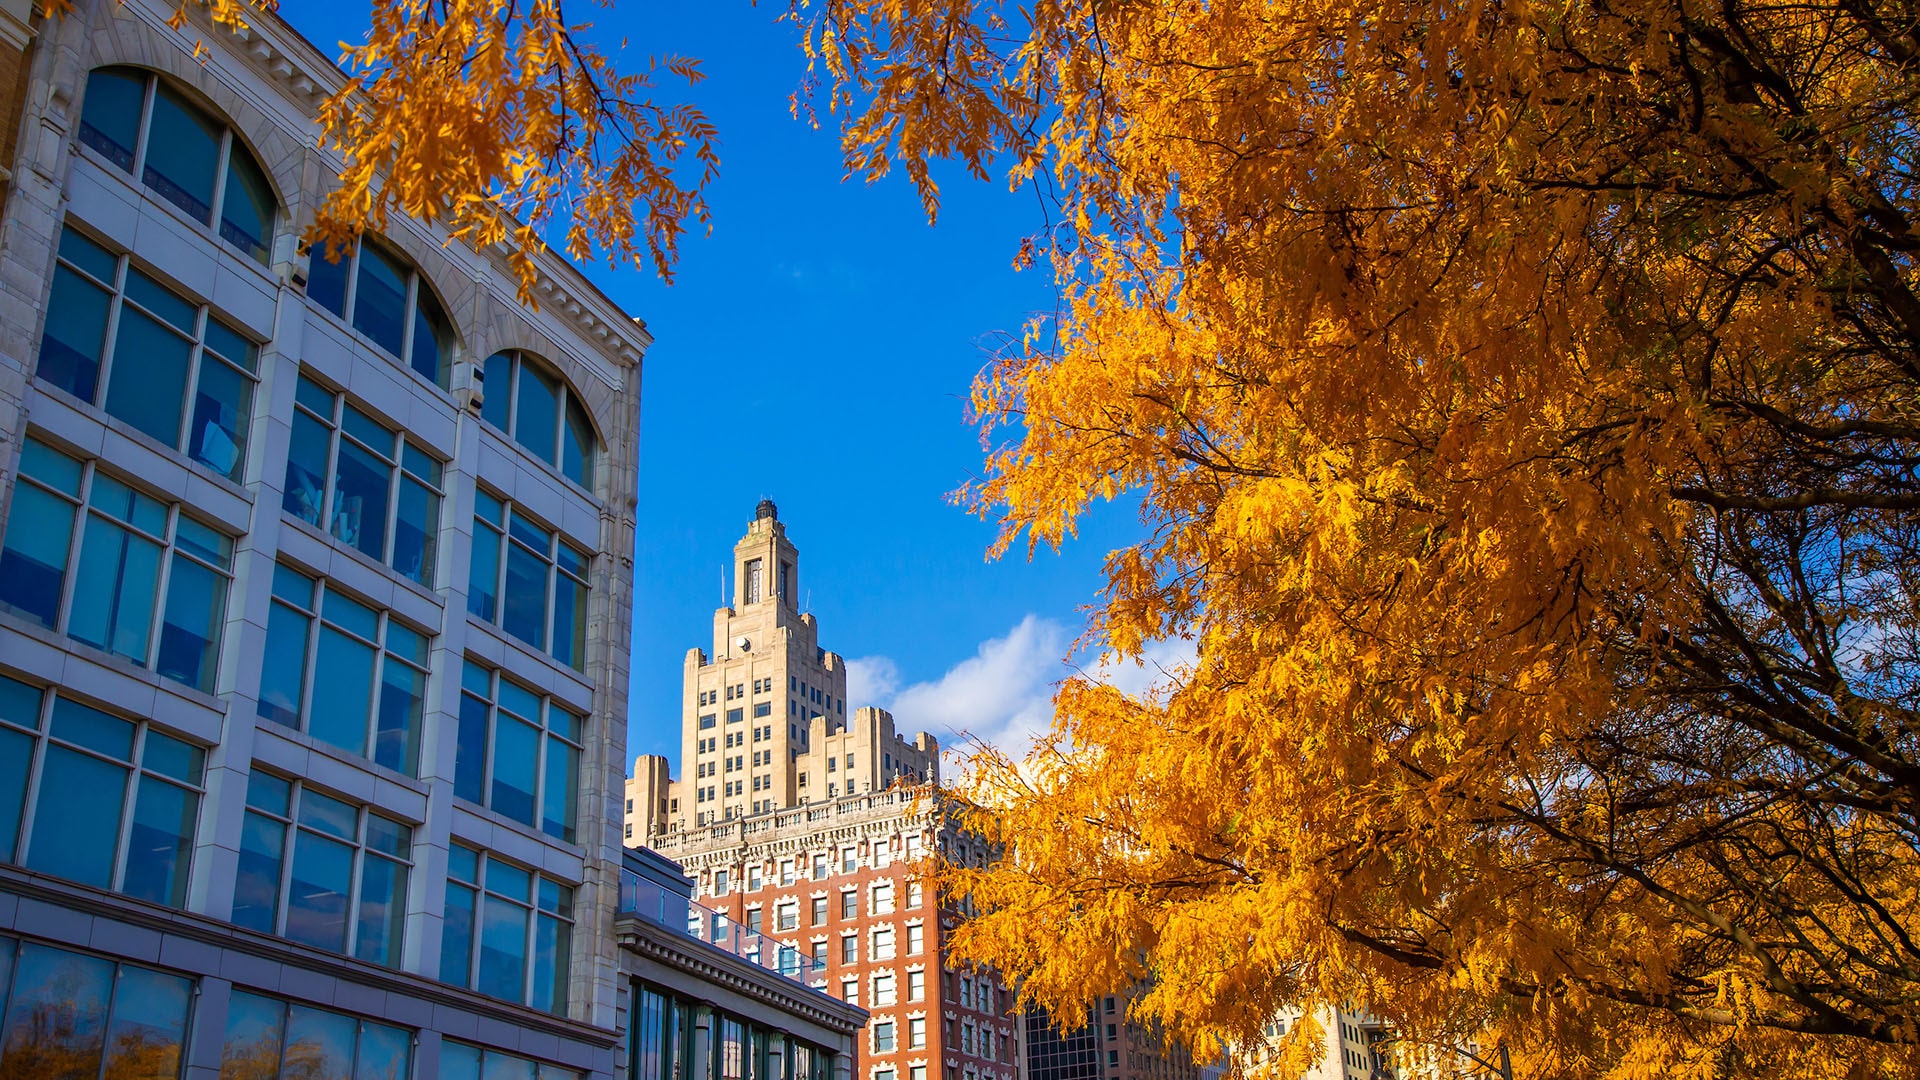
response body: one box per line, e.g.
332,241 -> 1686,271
625,500 -> 939,840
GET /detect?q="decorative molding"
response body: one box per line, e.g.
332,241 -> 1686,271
616,914 -> 867,1035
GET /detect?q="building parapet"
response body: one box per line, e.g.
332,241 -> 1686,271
653,785 -> 947,857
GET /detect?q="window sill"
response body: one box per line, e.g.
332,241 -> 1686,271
32,382 -> 255,512
461,612 -> 594,698
448,796 -> 586,861
475,422 -> 604,512
72,144 -> 277,289
252,715 -> 431,802
277,510 -> 447,613
302,299 -> 458,408
0,609 -> 227,720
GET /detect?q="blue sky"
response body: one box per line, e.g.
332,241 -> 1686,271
275,1 -> 1157,775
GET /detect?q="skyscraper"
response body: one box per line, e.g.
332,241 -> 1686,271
627,508 -> 1020,1080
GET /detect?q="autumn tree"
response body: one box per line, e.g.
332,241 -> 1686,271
783,0 -> 1920,1076
112,0 -> 1920,1074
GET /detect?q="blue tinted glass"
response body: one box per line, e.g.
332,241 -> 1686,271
78,68 -> 143,170
282,411 -> 331,527
246,770 -> 292,816
282,1004 -> 356,1079
0,943 -> 112,1077
467,521 -> 501,622
141,731 -> 203,782
490,714 -> 538,827
219,991 -> 286,1078
25,745 -> 127,888
357,1021 -> 413,1080
220,144 -> 275,264
103,306 -> 192,449
0,725 -> 31,861
297,790 -> 357,842
39,264 -> 111,403
440,1040 -> 482,1080
410,283 -> 450,386
205,318 -> 257,371
496,679 -> 539,723
306,242 -> 351,319
441,880 -> 477,985
157,555 -> 226,692
532,912 -> 569,1014
123,269 -> 196,332
487,860 -> 531,902
191,350 -> 251,479
502,543 -> 548,650
507,514 -> 550,552
284,832 -> 353,953
142,84 -> 219,223
332,438 -> 391,562
48,697 -> 133,759
257,601 -> 311,727
542,738 -> 578,843
482,353 -> 513,430
454,693 -> 488,805
0,483 -> 76,628
354,854 -> 407,965
374,660 -> 423,776
563,396 -> 594,489
352,243 -> 408,357
20,438 -> 82,495
122,776 -> 197,906
513,364 -> 559,466
553,573 -> 586,672
271,563 -> 314,606
102,964 -> 191,1079
69,515 -> 162,662
449,843 -> 480,883
231,810 -> 285,933
321,591 -> 379,640
393,476 -> 438,586
308,627 -> 374,758
478,896 -> 528,1001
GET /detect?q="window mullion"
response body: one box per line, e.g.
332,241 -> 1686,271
483,695 -> 499,814
384,438 -> 402,569
110,724 -> 147,892
400,273 -> 419,374
178,305 -> 210,457
209,130 -> 233,233
52,464 -> 93,636
343,243 -> 361,325
345,811 -> 368,957
298,586 -> 322,732
322,401 -> 344,537
92,261 -> 130,409
11,696 -> 53,866
365,619 -> 388,759
277,806 -> 301,935
131,76 -> 158,187
144,506 -> 181,670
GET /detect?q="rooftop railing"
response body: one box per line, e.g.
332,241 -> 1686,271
618,869 -> 828,986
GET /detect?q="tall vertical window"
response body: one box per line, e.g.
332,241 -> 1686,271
454,661 -> 584,842
255,564 -> 430,775
305,237 -> 454,387
440,843 -> 574,1014
219,989 -> 411,1080
282,374 -> 443,586
0,937 -> 193,1080
39,226 -> 259,478
230,771 -> 412,967
0,675 -> 204,906
468,490 -> 590,670
481,350 -> 599,489
76,66 -> 278,262
744,558 -> 763,604
0,438 -> 233,693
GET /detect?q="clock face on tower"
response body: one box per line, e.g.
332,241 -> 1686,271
736,636 -> 751,652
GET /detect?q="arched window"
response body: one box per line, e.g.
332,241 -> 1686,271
481,350 -> 598,490
76,66 -> 278,265
305,237 -> 455,389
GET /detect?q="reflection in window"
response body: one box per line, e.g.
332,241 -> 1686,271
441,844 -> 574,1015
77,66 -> 277,263
305,236 -> 453,387
0,438 -> 233,692
0,937 -> 192,1080
454,661 -> 584,842
480,350 -> 598,489
468,490 -> 590,671
229,772 -> 412,967
442,1040 -> 582,1080
281,374 -> 442,586
218,989 -> 410,1080
40,227 -> 259,479
254,563 -> 430,775
0,675 -> 204,906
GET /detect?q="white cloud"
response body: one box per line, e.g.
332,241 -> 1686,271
848,617 -> 1198,777
847,614 -> 1070,759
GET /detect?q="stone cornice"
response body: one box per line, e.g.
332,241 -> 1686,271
616,914 -> 868,1035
